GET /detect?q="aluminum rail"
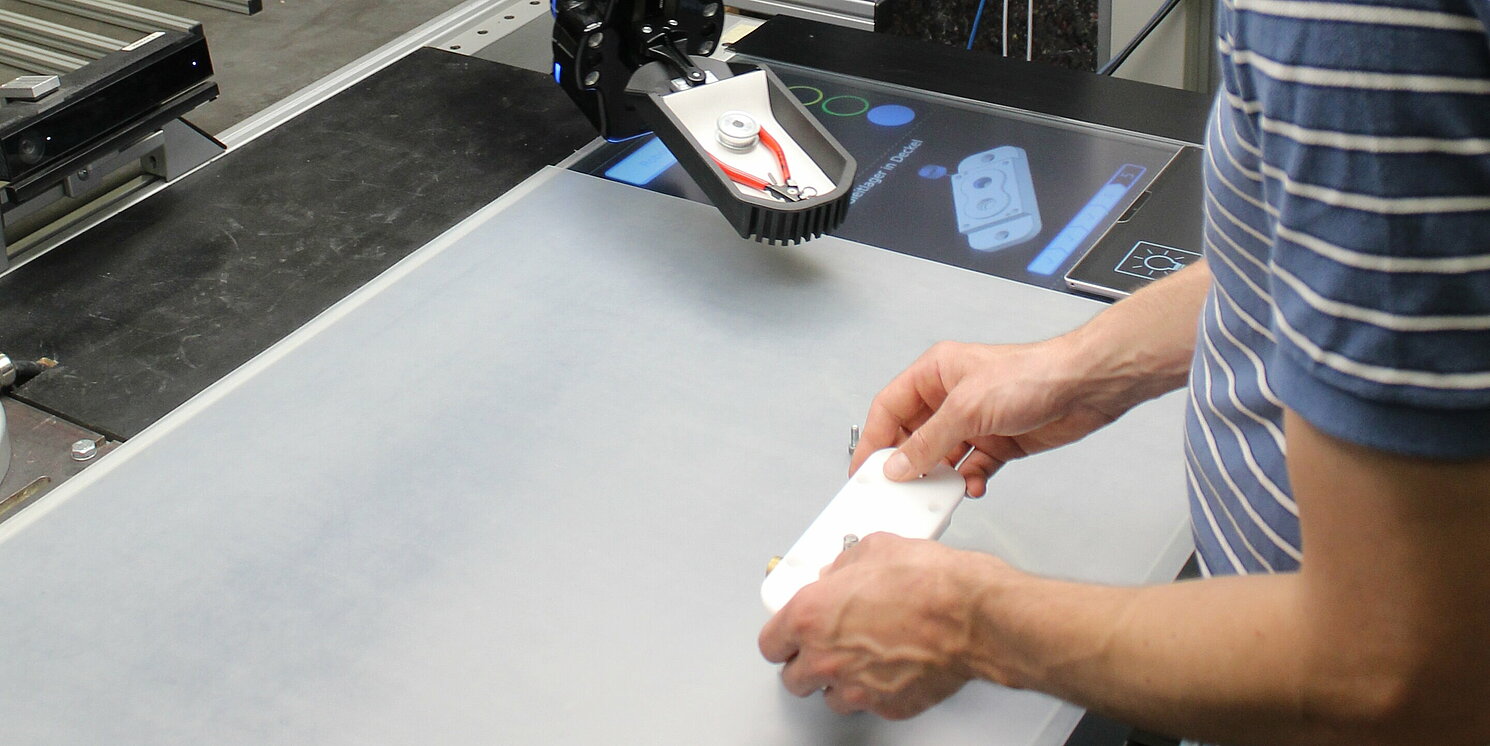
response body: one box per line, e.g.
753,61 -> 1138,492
0,9 -> 125,58
17,0 -> 199,34
0,37 -> 87,73
218,0 -> 508,148
178,0 -> 262,16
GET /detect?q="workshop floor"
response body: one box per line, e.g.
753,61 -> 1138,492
0,0 -> 472,133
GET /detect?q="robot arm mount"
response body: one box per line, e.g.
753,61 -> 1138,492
552,0 -> 854,243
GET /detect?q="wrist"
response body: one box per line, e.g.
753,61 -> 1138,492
1052,313 -> 1194,416
950,552 -> 1037,689
1035,329 -> 1147,421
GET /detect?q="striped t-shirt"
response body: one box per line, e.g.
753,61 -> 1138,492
1186,0 -> 1490,576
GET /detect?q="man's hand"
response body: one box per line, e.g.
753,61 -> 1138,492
852,339 -> 1125,497
854,261 -> 1212,496
757,533 -> 1012,719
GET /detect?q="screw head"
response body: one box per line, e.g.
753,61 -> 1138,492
70,438 -> 97,461
75,168 -> 89,180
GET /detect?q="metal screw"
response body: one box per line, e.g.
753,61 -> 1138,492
75,168 -> 89,181
849,425 -> 860,455
70,438 -> 97,461
842,534 -> 860,551
586,32 -> 603,48
582,70 -> 600,87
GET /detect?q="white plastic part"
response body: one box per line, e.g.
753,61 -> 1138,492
761,448 -> 965,614
715,110 -> 760,152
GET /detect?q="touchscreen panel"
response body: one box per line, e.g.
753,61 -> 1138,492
573,64 -> 1184,291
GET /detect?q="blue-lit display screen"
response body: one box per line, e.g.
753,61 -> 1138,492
573,65 -> 1181,291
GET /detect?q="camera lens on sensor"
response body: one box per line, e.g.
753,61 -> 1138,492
13,132 -> 44,165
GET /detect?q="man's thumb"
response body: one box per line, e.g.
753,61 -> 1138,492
883,408 -> 968,481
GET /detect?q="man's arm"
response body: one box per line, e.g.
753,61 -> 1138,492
764,410 -> 1490,744
852,259 -> 1213,495
973,410 -> 1490,744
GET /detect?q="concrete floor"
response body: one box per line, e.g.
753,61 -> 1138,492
0,0 -> 471,133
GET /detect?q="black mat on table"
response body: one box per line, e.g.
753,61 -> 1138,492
0,48 -> 596,439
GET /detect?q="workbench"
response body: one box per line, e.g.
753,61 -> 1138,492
0,8 -> 1210,743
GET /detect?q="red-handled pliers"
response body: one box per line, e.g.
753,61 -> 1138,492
711,128 -> 814,202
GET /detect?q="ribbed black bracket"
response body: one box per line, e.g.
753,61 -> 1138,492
740,186 -> 850,245
627,57 -> 855,245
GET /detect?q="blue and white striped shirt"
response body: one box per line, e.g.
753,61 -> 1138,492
1187,0 -> 1490,576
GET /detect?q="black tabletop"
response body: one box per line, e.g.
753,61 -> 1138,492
0,49 -> 596,439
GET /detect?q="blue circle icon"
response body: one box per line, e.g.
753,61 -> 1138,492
867,104 -> 916,127
919,164 -> 948,179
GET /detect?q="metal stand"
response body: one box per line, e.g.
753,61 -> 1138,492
0,118 -> 226,268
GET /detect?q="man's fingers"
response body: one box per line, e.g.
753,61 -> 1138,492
780,656 -> 834,697
884,401 -> 976,482
956,447 -> 1001,497
824,685 -> 870,715
759,606 -> 800,664
855,347 -> 958,473
854,398 -> 921,474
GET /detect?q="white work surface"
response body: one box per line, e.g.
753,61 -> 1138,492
0,168 -> 1192,745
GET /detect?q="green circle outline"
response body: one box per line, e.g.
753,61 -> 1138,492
821,95 -> 870,117
788,85 -> 824,107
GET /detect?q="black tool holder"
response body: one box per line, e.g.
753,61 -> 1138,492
552,0 -> 854,244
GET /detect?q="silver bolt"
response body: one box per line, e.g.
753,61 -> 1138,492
842,534 -> 860,551
582,70 -> 600,87
849,425 -> 860,455
75,168 -> 89,180
70,438 -> 97,461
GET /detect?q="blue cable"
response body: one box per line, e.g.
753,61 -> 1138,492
966,0 -> 989,50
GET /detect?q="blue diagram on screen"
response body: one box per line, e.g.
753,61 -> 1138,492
951,146 -> 1042,252
1027,164 -> 1147,275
